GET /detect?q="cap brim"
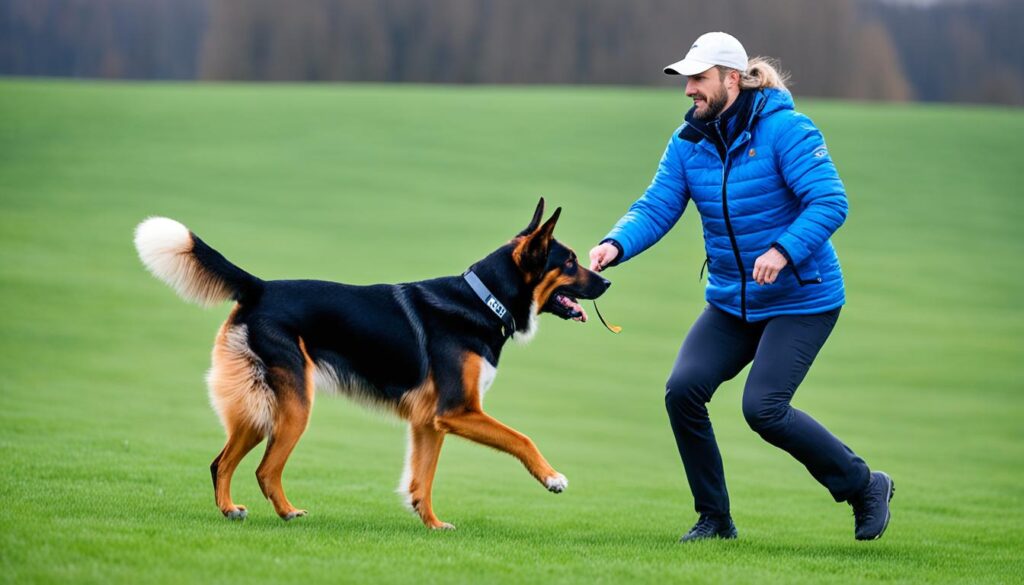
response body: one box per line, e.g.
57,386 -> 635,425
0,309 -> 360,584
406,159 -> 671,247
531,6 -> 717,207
663,58 -> 716,76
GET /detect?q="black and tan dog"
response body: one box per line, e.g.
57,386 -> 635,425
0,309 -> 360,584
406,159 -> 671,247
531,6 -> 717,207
133,199 -> 609,529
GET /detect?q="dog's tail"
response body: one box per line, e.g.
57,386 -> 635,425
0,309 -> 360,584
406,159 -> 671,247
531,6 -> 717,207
133,217 -> 263,307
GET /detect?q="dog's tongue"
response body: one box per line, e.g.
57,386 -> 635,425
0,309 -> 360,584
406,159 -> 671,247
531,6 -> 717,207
558,294 -> 588,322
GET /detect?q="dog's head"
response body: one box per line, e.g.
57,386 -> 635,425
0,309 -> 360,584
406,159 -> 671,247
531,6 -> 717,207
512,198 -> 611,321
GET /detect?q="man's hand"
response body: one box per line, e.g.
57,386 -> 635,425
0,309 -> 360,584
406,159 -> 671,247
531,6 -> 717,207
589,243 -> 619,272
752,247 -> 788,285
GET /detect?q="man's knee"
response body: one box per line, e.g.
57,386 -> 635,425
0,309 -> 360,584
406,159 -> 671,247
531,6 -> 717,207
665,367 -> 716,413
742,391 -> 788,436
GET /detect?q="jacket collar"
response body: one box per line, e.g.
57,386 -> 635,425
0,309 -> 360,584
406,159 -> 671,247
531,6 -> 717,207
678,88 -> 792,151
679,89 -> 756,146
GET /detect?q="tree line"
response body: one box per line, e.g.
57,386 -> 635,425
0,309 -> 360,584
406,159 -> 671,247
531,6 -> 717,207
1,0 -> 1020,105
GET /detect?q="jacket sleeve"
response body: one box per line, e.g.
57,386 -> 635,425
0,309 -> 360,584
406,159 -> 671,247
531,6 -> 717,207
771,113 -> 848,266
603,133 -> 690,263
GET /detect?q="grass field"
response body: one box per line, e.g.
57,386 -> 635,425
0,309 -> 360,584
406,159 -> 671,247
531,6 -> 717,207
1,79 -> 1022,584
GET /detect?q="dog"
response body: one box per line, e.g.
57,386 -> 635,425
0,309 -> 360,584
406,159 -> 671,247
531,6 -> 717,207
133,199 -> 610,529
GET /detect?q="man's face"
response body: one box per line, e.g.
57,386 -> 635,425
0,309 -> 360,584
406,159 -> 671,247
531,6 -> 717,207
685,67 -> 729,121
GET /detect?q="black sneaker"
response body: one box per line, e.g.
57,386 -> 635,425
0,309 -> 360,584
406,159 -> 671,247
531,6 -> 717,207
849,471 -> 895,541
679,514 -> 738,543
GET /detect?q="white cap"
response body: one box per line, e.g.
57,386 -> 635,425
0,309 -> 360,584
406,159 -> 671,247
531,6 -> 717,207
664,32 -> 748,76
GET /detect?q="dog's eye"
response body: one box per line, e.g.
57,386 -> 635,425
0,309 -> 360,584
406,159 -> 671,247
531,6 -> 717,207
565,257 -> 575,267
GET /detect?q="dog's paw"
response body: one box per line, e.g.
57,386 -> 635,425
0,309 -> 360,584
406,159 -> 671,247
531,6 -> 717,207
281,509 -> 308,521
429,521 -> 456,531
544,473 -> 568,494
223,506 -> 247,520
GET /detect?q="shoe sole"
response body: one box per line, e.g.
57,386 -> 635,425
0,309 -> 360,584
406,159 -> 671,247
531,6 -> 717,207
679,528 -> 739,543
679,533 -> 738,543
868,471 -> 894,541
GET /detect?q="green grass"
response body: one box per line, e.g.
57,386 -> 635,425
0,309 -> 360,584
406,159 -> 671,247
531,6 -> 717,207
1,79 -> 1022,584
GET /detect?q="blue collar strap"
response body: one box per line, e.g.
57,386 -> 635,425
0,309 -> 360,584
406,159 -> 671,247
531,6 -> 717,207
463,270 -> 517,337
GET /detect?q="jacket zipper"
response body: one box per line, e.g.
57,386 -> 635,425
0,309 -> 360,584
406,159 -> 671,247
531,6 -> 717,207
686,94 -> 768,320
714,121 -> 747,321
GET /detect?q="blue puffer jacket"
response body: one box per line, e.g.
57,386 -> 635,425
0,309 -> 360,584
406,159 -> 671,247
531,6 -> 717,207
604,88 -> 847,322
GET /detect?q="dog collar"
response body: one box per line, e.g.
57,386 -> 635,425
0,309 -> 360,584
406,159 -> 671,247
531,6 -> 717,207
463,270 -> 517,338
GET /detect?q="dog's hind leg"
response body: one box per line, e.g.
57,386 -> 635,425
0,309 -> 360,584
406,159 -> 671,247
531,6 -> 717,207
256,341 -> 315,521
211,423 -> 264,519
256,389 -> 310,520
207,317 -> 274,519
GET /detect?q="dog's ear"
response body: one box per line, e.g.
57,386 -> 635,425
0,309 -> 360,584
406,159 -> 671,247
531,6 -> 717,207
517,207 -> 561,272
536,207 -> 561,243
517,197 -> 546,237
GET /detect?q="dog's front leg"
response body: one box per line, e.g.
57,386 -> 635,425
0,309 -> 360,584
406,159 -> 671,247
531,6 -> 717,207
400,422 -> 453,530
434,410 -> 568,493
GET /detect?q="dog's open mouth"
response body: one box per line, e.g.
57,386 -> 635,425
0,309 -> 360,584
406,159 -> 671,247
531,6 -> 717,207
545,290 -> 588,322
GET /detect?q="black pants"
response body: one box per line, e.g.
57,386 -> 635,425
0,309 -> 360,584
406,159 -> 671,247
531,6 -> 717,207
664,305 -> 870,516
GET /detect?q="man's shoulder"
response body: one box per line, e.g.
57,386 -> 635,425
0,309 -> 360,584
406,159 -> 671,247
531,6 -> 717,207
758,102 -> 820,144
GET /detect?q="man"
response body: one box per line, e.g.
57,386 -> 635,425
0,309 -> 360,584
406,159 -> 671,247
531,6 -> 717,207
589,32 -> 893,542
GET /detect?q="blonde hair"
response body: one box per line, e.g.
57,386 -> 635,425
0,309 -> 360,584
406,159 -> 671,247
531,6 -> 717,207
720,57 -> 791,91
743,57 -> 790,90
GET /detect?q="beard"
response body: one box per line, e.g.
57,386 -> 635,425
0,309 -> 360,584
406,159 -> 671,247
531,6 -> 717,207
692,86 -> 729,121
